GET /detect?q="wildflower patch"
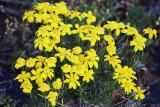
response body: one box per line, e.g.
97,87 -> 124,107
15,1 -> 157,106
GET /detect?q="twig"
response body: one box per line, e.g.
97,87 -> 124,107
112,96 -> 129,107
112,89 -> 150,107
56,102 -> 68,107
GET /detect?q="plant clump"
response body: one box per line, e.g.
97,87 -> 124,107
14,1 -> 157,106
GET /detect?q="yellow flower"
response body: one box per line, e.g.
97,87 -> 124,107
34,13 -> 50,23
36,26 -> 51,37
34,37 -> 56,52
74,25 -> 101,46
83,69 -> 94,83
20,80 -> 32,93
47,91 -> 58,106
113,66 -> 137,82
104,55 -> 121,68
55,47 -> 71,62
103,35 -> 114,44
85,49 -> 99,69
61,64 -> 72,73
38,82 -> 50,92
34,2 -> 50,13
72,46 -> 82,55
134,87 -> 145,100
59,23 -> 73,36
95,26 -> 105,34
47,14 -> 61,27
64,73 -> 80,89
72,24 -> 84,35
84,11 -> 96,24
35,56 -> 46,68
76,64 -> 87,76
15,58 -> 25,69
85,49 -> 98,58
55,2 -> 69,15
113,64 -> 123,80
67,54 -> 80,64
106,43 -> 116,55
71,65 -> 77,73
42,37 -> 53,52
23,11 -> 35,23
122,66 -> 137,80
82,25 -> 94,34
143,28 -> 157,39
84,34 -> 100,46
86,59 -> 99,69
104,21 -> 125,36
34,37 -> 44,51
15,71 -> 31,83
70,11 -> 82,20
130,35 -> 147,52
42,67 -> 54,80
50,30 -> 61,43
44,57 -> 57,68
52,78 -> 62,90
121,26 -> 139,36
78,54 -> 86,63
26,58 -> 37,68
121,79 -> 136,94
31,68 -> 44,84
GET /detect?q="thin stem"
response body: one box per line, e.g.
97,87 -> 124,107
30,93 -> 35,107
44,92 -> 47,107
112,94 -> 133,107
56,102 -> 68,107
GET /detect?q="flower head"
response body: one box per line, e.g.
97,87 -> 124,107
15,58 -> 25,69
64,73 -> 80,89
130,35 -> 147,52
134,87 -> 145,100
83,69 -> 94,83
105,55 -> 121,68
52,78 -> 62,90
143,28 -> 157,39
15,71 -> 31,82
38,82 -> 50,92
20,80 -> 32,93
47,91 -> 58,106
